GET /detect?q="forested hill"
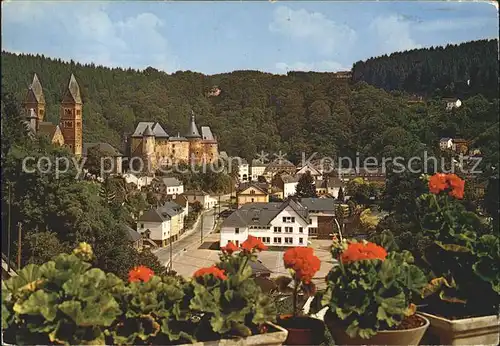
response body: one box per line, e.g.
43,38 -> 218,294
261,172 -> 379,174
352,39 -> 499,99
1,40 -> 498,164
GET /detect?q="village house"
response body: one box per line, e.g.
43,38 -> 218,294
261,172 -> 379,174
271,174 -> 300,198
296,163 -> 323,180
250,159 -> 267,181
220,199 -> 310,248
315,180 -> 328,196
122,224 -> 143,250
137,208 -> 171,247
439,137 -> 454,151
83,143 -> 124,174
182,190 -> 216,209
161,201 -> 185,240
237,158 -> 250,182
237,183 -> 269,208
300,198 -> 338,239
263,158 -> 296,181
443,98 -> 462,111
155,177 -> 184,197
326,177 -> 344,199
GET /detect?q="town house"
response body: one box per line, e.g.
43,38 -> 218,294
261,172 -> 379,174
300,198 -> 338,239
156,177 -> 184,197
137,208 -> 171,247
237,183 -> 270,207
220,199 -> 310,248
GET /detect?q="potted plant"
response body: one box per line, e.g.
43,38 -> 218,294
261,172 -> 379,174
274,247 -> 325,345
311,239 -> 430,345
186,236 -> 287,345
417,173 -> 500,345
1,240 -> 286,345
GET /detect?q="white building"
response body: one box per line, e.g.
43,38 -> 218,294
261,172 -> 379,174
137,208 -> 171,247
182,190 -> 217,209
282,175 -> 300,198
439,138 -> 454,151
220,199 -> 310,248
296,163 -> 323,180
444,98 -> 462,111
251,159 -> 267,181
158,177 -> 184,196
122,173 -> 155,190
238,159 -> 250,182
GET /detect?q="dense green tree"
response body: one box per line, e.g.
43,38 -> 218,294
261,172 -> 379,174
295,171 -> 317,198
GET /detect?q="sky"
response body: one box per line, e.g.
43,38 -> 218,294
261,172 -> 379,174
2,1 -> 498,75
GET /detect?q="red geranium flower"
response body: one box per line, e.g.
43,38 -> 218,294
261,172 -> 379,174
129,266 -> 154,283
241,235 -> 268,253
193,265 -> 227,280
447,174 -> 465,199
428,173 -> 448,194
221,241 -> 238,254
340,242 -> 387,263
283,247 -> 321,283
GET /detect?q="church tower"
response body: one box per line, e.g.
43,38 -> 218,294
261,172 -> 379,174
23,74 -> 46,131
59,74 -> 83,157
142,125 -> 156,173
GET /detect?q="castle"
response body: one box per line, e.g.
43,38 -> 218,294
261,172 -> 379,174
23,73 -> 83,157
129,114 -> 219,170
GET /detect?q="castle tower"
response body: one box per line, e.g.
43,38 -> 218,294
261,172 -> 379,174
59,74 -> 83,157
142,125 -> 156,172
185,112 -> 202,165
23,74 -> 46,131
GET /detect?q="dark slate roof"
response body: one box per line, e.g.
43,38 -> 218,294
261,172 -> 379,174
122,224 -> 141,242
221,199 -> 308,228
185,113 -> 201,138
169,132 -> 188,141
138,208 -> 170,222
300,198 -> 336,213
161,177 -> 183,187
183,190 -> 209,196
62,74 -> 82,104
281,174 -> 300,183
83,142 -> 123,157
38,122 -> 59,138
237,182 -> 268,194
201,126 -> 214,141
143,124 -> 154,137
249,260 -> 272,276
132,122 -> 169,138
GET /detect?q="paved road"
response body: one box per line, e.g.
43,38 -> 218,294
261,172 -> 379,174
154,207 -> 226,266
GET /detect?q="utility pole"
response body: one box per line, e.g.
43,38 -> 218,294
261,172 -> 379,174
169,237 -> 173,273
200,211 -> 204,243
7,182 -> 11,271
17,222 -> 22,270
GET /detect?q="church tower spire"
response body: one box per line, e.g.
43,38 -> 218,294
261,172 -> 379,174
23,73 -> 46,131
59,74 -> 83,157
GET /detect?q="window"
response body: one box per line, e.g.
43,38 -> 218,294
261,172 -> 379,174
309,218 -> 312,224
310,227 -> 318,234
64,108 -> 72,116
273,237 -> 282,244
262,237 -> 270,243
285,237 -> 293,244
285,227 -> 293,233
299,227 -> 303,233
282,216 -> 295,223
76,121 -> 81,127
250,190 -> 255,195
235,228 -> 239,234
173,144 -> 176,148
64,121 -> 74,128
76,110 -> 81,116
140,223 -> 144,228
299,238 -> 303,244
251,198 -> 254,202
273,227 -> 282,233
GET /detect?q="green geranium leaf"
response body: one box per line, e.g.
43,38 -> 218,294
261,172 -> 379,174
13,290 -> 58,321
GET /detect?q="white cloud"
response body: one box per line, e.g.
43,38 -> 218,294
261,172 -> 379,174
275,60 -> 348,73
369,15 -> 422,54
269,6 -> 357,56
2,2 -> 179,72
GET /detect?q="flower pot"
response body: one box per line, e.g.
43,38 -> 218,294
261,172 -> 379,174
276,314 -> 325,345
419,312 -> 500,346
324,311 -> 429,345
178,322 -> 288,346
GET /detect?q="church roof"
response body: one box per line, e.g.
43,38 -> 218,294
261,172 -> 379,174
185,113 -> 201,138
62,74 -> 82,104
38,122 -> 59,139
25,74 -> 45,104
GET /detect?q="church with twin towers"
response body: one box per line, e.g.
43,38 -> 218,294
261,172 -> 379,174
22,73 -> 219,171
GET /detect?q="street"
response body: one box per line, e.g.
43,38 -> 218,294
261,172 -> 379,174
153,206 -> 225,266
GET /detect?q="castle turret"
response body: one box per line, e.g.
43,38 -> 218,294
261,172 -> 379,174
23,74 -> 46,131
185,112 -> 203,164
142,125 -> 156,172
59,74 -> 83,157
185,111 -> 201,139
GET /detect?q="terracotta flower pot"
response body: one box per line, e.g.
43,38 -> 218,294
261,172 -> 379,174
276,314 -> 325,345
324,311 -> 430,345
419,312 -> 500,346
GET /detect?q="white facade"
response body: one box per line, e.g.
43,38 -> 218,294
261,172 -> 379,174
283,182 -> 298,198
137,220 -> 170,244
220,206 -> 309,248
439,138 -> 454,151
239,163 -> 250,182
251,165 -> 267,181
327,186 -> 341,199
446,99 -> 462,110
123,173 -> 155,189
165,183 -> 184,196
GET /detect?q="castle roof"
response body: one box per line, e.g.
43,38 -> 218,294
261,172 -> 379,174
131,122 -> 169,138
25,74 -> 45,104
201,126 -> 214,141
62,74 -> 82,104
185,113 -> 201,138
142,124 -> 154,137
